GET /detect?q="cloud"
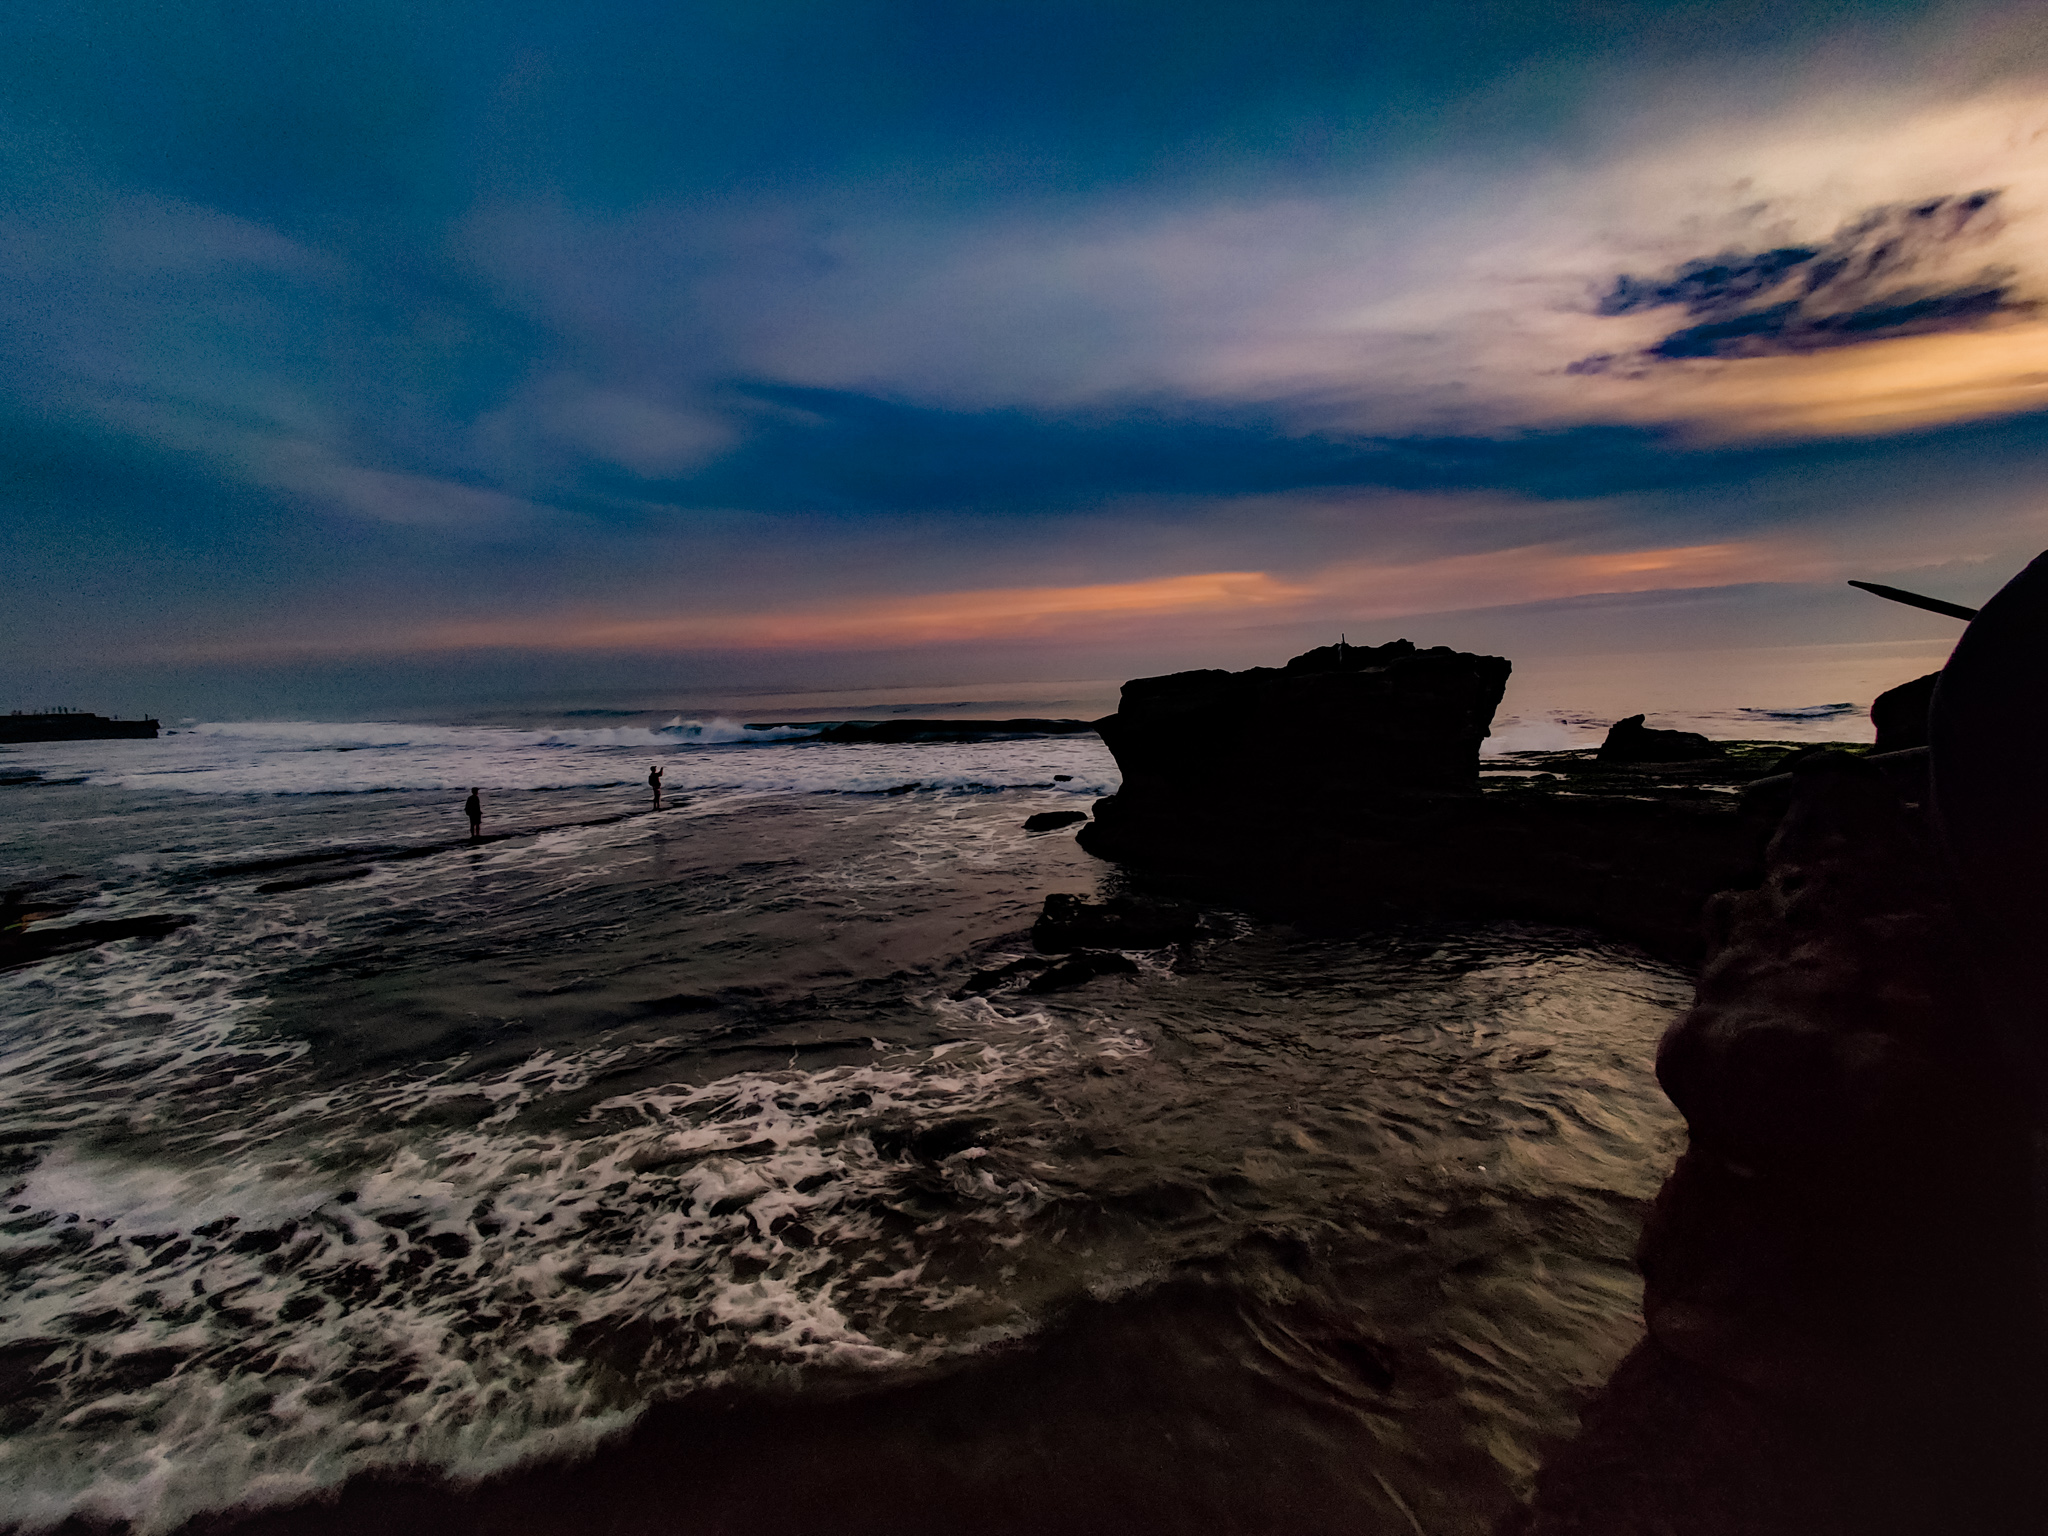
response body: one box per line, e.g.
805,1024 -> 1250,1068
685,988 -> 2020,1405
251,443 -> 539,530
210,533 -> 1832,659
1556,321 -> 2048,439
414,570 -> 1313,651
463,85 -> 2048,446
468,374 -> 736,484
15,6 -> 2048,708
1579,190 -> 2028,365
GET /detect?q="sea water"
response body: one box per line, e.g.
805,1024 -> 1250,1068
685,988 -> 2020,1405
0,701 -> 1870,1534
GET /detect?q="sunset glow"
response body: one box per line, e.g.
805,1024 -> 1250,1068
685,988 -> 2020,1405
4,1 -> 2046,711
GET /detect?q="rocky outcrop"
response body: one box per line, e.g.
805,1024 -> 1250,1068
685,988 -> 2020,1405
1513,750 -> 2045,1534
1078,641 -> 1788,964
1095,639 -> 1511,807
1648,754 -> 2028,1396
1515,553 -> 2048,1534
1596,715 -> 1724,763
0,909 -> 193,969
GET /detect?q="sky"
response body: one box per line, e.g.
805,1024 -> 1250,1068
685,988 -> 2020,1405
5,0 -> 2048,718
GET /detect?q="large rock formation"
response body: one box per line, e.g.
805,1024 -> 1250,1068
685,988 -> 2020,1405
1080,640 -> 1777,964
1096,639 -> 1511,806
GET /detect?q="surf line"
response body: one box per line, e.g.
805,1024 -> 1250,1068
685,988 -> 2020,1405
189,806 -> 680,892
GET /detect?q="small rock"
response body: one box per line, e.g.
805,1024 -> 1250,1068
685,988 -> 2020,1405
1023,810 -> 1089,832
952,955 -> 1051,997
870,1117 -> 997,1160
1596,715 -> 1724,763
1025,950 -> 1140,992
1033,892 -> 1201,951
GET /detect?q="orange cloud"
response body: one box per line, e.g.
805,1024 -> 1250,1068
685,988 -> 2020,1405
1563,321 -> 2048,441
420,569 -> 1314,651
1311,538 -> 1812,620
175,531 -> 1854,661
413,542 -> 1805,654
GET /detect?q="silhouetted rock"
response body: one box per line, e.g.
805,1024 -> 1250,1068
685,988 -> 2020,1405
1079,641 -> 1792,963
1022,811 -> 1088,832
1597,715 -> 1724,763
1095,639 -> 1511,807
1032,893 -> 1201,952
1870,670 -> 1940,754
1648,752 -> 2020,1402
1,909 -> 194,969
1518,632 -> 2048,1533
869,1116 -> 997,1161
951,956 -> 1051,997
1024,949 -> 1140,992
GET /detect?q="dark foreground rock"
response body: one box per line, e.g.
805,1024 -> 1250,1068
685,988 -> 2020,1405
1515,554 -> 2048,1534
1595,714 -> 1723,763
1512,751 -> 2046,1534
1870,670 -> 1940,753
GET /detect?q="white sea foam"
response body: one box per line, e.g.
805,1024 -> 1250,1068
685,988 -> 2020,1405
0,996 -> 1148,1533
0,752 -> 1145,1530
0,709 -> 1696,1534
2,722 -> 1117,800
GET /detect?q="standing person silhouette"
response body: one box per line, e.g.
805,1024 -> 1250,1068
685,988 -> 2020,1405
464,787 -> 481,840
648,764 -> 664,809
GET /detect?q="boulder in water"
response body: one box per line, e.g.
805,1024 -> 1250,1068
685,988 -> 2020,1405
1024,949 -> 1140,992
1022,810 -> 1088,832
1596,715 -> 1724,763
950,955 -> 1051,997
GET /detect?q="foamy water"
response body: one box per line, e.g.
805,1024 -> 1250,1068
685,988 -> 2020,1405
0,708 -> 1806,1532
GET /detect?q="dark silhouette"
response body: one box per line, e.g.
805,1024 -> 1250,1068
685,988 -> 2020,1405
648,765 -> 664,809
464,788 -> 481,839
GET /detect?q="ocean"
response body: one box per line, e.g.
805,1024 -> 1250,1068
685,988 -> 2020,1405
0,690 -> 1881,1535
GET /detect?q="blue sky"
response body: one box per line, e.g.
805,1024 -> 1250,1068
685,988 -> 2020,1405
5,0 -> 2048,714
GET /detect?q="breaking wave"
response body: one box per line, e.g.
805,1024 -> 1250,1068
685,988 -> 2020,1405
8,723 -> 1118,800
0,994 -> 1136,1532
